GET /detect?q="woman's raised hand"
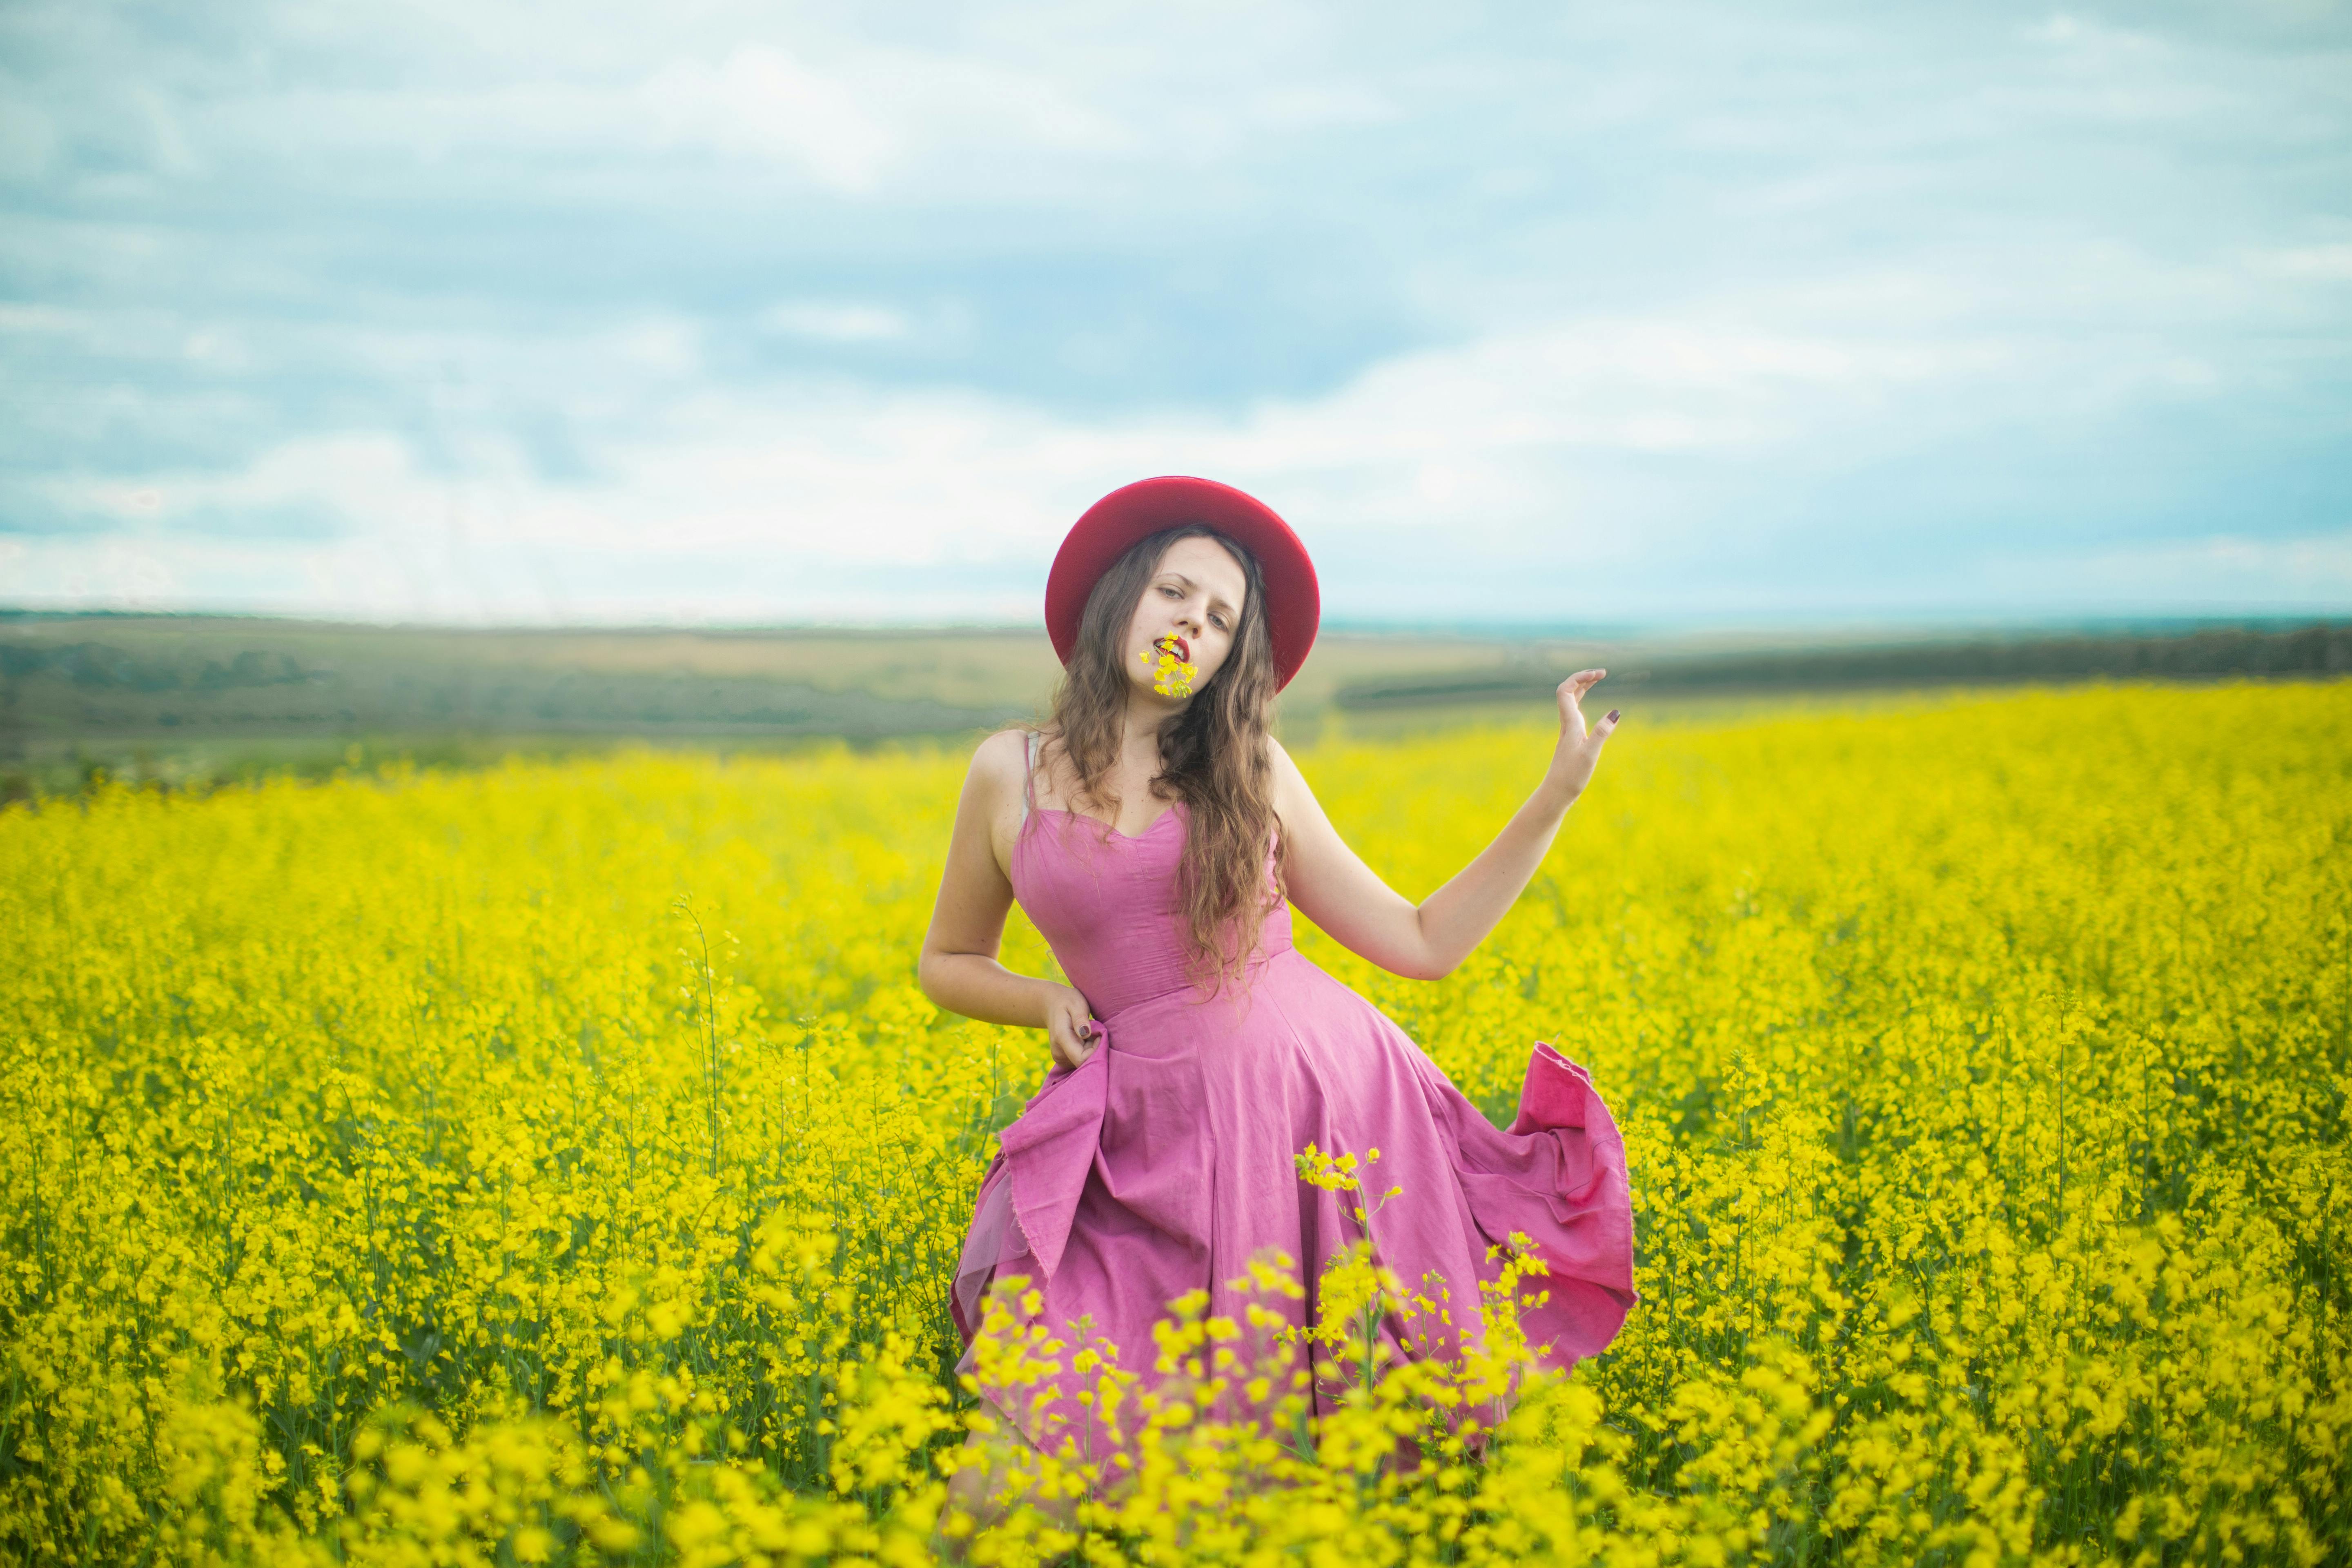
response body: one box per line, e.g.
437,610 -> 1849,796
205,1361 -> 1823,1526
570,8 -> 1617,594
1042,982 -> 1100,1071
1545,669 -> 1621,802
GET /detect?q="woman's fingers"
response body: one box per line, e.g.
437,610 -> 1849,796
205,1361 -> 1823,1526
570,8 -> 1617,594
1050,1009 -> 1097,1070
1557,670 -> 1606,704
1557,669 -> 1608,734
1040,982 -> 1096,1071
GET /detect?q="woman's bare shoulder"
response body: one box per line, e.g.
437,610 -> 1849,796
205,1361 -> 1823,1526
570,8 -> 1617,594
1262,734 -> 1333,828
971,726 -> 1030,773
964,727 -> 1034,803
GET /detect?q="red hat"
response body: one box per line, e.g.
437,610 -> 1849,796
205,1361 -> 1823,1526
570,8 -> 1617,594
1045,476 -> 1321,691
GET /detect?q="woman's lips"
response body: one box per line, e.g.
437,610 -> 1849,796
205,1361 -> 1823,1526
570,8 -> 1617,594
1159,634 -> 1191,663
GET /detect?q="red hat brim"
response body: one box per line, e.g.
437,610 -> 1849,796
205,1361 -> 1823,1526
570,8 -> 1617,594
1045,476 -> 1320,692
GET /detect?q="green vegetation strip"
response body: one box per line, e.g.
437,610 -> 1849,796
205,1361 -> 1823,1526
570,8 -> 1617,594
1330,622 -> 2351,709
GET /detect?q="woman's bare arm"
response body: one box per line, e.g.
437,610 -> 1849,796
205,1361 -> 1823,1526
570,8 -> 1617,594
1274,671 -> 1618,981
917,729 -> 1101,1069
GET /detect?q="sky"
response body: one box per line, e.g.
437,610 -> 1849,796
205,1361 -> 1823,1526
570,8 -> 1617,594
2,0 -> 2348,629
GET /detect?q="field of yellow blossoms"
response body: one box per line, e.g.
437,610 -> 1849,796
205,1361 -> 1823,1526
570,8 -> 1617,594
3,681 -> 2348,1565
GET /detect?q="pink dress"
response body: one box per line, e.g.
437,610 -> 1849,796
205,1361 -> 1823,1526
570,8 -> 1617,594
951,754 -> 1637,1453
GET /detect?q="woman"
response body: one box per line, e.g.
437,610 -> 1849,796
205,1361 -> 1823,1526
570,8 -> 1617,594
919,475 -> 1636,1462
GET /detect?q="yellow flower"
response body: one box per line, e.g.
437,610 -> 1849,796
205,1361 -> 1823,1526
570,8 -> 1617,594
1139,635 -> 1199,697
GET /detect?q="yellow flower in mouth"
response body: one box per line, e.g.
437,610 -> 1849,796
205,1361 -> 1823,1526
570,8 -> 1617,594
1140,635 -> 1198,697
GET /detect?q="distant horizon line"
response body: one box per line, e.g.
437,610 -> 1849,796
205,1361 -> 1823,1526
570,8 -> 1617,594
2,604 -> 2346,645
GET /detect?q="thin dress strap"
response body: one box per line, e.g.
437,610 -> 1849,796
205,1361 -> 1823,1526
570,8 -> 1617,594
1021,731 -> 1039,824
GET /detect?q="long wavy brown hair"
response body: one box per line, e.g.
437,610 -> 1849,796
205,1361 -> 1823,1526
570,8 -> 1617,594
1038,524 -> 1285,987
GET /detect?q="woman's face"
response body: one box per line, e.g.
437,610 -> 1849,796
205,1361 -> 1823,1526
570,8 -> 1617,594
1124,533 -> 1249,704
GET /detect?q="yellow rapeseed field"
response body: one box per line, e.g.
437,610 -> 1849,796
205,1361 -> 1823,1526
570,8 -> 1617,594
2,682 -> 2347,1565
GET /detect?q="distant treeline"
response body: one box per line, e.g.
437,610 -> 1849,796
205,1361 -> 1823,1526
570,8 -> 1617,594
0,641 -> 324,694
1332,623 -> 2352,710
0,637 -> 1022,744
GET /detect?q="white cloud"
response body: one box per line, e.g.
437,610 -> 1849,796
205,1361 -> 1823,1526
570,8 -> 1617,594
0,91 -> 59,181
56,433 -> 416,537
191,29 -> 1134,196
639,47 -> 895,191
610,319 -> 705,377
2254,244 -> 2352,281
760,302 -> 913,342
1985,530 -> 2352,607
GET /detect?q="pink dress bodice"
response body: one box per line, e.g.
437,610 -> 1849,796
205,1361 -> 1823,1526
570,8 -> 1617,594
1011,802 -> 1293,1018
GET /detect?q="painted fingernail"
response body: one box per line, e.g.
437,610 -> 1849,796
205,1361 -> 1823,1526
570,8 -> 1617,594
1606,709 -> 1620,723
